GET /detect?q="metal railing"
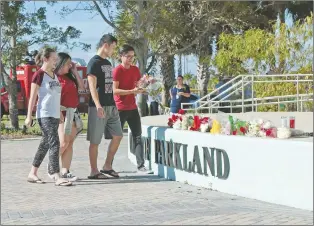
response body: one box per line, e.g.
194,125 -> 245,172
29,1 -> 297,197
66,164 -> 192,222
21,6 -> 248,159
181,74 -> 313,113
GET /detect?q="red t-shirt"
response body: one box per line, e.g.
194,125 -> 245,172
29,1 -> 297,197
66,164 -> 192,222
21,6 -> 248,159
58,75 -> 79,108
113,64 -> 141,110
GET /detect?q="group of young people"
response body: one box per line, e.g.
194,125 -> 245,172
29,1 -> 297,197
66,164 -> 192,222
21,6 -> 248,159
25,34 -> 150,186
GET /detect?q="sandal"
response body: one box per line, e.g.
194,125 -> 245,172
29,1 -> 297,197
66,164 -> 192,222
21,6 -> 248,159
55,178 -> 72,186
100,169 -> 119,178
27,177 -> 45,184
87,173 -> 109,180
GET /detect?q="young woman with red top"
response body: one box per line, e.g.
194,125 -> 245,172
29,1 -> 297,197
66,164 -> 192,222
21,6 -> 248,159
25,47 -> 72,186
55,52 -> 85,181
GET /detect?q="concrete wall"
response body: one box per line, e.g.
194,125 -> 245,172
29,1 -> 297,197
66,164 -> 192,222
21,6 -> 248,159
128,121 -> 313,211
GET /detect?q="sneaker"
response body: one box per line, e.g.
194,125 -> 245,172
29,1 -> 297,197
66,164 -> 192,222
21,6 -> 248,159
47,164 -> 55,180
137,166 -> 154,174
61,172 -> 78,182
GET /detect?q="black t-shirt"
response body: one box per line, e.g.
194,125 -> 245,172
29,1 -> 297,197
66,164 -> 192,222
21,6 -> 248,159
87,55 -> 116,107
181,84 -> 191,103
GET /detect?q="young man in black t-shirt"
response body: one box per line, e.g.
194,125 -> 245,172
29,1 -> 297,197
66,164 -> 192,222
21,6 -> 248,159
86,34 -> 123,179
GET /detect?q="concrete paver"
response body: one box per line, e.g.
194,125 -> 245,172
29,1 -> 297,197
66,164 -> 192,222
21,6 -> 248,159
1,134 -> 313,225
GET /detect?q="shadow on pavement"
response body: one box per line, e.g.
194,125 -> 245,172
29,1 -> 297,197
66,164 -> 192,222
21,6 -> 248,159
74,178 -> 168,186
71,174 -> 170,185
116,171 -> 138,173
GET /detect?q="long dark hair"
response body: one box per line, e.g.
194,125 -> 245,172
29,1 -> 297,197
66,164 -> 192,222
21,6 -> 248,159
54,52 -> 78,90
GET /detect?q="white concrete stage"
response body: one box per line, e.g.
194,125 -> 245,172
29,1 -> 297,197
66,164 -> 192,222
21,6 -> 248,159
128,112 -> 313,211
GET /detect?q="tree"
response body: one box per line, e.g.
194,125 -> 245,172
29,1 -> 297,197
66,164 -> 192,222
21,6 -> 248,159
177,54 -> 183,76
1,1 -> 90,129
215,13 -> 313,75
214,13 -> 313,111
63,1 -> 219,114
58,1 -> 313,112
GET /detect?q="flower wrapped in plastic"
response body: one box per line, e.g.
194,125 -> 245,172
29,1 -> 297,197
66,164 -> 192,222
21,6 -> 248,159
199,116 -> 212,133
246,118 -> 277,138
167,114 -> 182,128
167,109 -> 185,129
210,119 -> 221,134
173,120 -> 182,130
135,74 -> 150,89
227,116 -> 248,136
189,115 -> 211,132
277,127 -> 291,139
136,74 -> 163,101
181,115 -> 194,130
220,120 -> 231,135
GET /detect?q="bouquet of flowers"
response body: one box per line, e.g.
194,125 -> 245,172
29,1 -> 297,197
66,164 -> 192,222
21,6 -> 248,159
210,119 -> 221,134
136,74 -> 163,100
167,109 -> 185,129
188,115 -> 213,132
229,116 -> 249,136
220,120 -> 232,135
246,119 -> 277,138
181,115 -> 194,130
165,112 -> 291,139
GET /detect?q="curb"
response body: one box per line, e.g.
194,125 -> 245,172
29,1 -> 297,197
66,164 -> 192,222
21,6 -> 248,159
1,130 -> 129,142
1,137 -> 42,141
2,133 -> 88,141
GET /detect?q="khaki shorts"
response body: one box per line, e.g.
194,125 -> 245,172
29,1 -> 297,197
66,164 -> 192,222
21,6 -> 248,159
87,106 -> 123,145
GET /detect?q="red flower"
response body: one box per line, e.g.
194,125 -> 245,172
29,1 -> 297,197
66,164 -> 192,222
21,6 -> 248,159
200,117 -> 209,124
240,127 -> 246,134
189,127 -> 197,131
167,118 -> 173,127
232,130 -> 237,135
178,109 -> 185,115
171,114 -> 178,121
266,129 -> 272,136
190,116 -> 201,131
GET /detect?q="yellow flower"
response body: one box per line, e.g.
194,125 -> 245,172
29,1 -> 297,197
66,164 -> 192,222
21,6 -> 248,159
210,120 -> 221,134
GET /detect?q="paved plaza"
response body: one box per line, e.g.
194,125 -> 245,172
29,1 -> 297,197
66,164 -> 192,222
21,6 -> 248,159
1,134 -> 313,225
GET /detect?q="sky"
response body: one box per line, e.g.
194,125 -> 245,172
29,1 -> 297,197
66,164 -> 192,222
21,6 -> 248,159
26,1 -> 113,64
24,2 -> 304,76
25,1 -> 198,75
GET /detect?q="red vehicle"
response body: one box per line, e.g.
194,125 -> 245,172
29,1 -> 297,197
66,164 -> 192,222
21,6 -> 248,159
0,65 -> 90,118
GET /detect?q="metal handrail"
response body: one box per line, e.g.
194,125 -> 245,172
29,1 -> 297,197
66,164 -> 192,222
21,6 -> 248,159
185,93 -> 313,112
184,74 -> 243,106
181,74 -> 313,113
218,93 -> 313,103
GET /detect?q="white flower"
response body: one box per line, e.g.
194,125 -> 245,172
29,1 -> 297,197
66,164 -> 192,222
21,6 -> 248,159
277,127 -> 291,139
262,121 -> 272,129
173,120 -> 182,130
258,130 -> 266,137
221,121 -> 231,135
247,121 -> 262,137
200,123 -> 209,133
181,116 -> 189,130
257,118 -> 264,125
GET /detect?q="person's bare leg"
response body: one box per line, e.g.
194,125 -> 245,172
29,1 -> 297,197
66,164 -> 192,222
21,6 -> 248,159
58,122 -> 70,154
58,122 -> 70,174
103,135 -> 122,170
89,143 -> 100,175
28,166 -> 39,179
61,124 -> 77,175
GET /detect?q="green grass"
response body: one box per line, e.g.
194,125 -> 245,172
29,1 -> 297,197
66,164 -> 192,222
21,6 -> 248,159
1,114 -> 128,138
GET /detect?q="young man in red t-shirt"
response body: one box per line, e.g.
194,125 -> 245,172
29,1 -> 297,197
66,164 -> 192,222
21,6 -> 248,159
112,44 -> 150,173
